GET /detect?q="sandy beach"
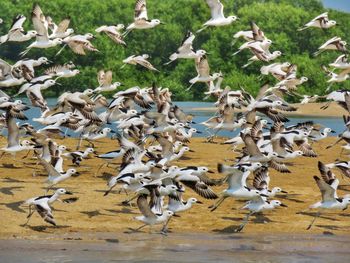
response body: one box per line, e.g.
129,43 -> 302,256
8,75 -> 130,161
192,102 -> 347,118
0,135 -> 350,240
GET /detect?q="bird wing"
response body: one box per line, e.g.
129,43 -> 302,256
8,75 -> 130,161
10,15 -> 26,32
35,204 -> 56,226
253,167 -> 269,190
37,155 -> 61,178
313,176 -> 337,202
56,18 -> 70,33
31,3 -> 49,42
135,57 -> 158,71
134,0 -> 148,21
137,194 -> 157,219
243,134 -> 262,156
68,41 -> 87,55
251,21 -> 265,41
318,161 -> 336,184
181,180 -> 218,199
196,55 -> 210,76
206,0 -> 224,20
6,114 -> 20,148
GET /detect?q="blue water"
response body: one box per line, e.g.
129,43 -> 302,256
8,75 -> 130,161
14,98 -> 344,138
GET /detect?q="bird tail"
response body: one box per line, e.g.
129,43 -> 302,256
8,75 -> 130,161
0,34 -> 8,44
313,49 -> 323,57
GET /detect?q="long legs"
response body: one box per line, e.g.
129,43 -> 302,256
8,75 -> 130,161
307,211 -> 321,230
234,211 -> 254,233
209,195 -> 227,212
23,205 -> 35,226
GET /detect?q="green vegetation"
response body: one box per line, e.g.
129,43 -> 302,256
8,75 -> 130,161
0,0 -> 349,100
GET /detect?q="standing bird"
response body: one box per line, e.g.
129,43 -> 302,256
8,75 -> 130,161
197,0 -> 238,32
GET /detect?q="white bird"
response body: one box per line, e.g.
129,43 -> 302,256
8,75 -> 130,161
24,188 -> 74,226
124,0 -> 163,35
0,15 -> 37,44
298,12 -> 336,31
122,54 -> 158,71
165,31 -> 206,65
133,194 -> 174,233
197,0 -> 238,32
20,4 -> 63,56
329,54 -> 350,70
314,36 -> 347,56
94,70 -> 122,93
47,16 -> 74,39
307,161 -> 350,229
95,24 -> 126,46
188,55 -> 221,89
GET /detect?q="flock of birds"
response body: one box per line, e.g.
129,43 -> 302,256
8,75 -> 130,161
0,0 -> 349,234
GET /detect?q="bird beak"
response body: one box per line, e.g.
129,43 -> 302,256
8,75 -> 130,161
110,130 -> 116,134
65,191 -> 73,195
196,131 -> 202,134
281,190 -> 288,194
55,82 -> 61,86
260,194 -> 269,197
277,155 -> 284,159
177,188 -> 185,192
189,149 -> 195,152
331,130 -> 336,133
196,201 -> 203,204
280,203 -> 288,207
207,170 -> 215,174
155,164 -> 163,168
172,214 -> 181,217
160,22 -> 166,25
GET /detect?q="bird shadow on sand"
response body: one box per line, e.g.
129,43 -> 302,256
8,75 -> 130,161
212,225 -> 244,234
338,185 -> 350,192
2,177 -> 25,183
251,213 -> 274,224
105,207 -> 137,215
315,224 -> 343,231
221,216 -> 244,222
80,209 -> 114,218
1,163 -> 23,169
95,172 -> 114,181
94,189 -> 120,195
0,201 -> 26,213
296,211 -> 340,221
22,225 -> 70,232
0,186 -> 24,195
277,195 -> 305,204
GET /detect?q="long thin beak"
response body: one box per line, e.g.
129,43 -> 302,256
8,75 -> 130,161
281,190 -> 288,194
65,191 -> 73,195
207,170 -> 215,174
110,130 -> 116,133
56,82 -> 61,86
160,22 -> 166,25
189,149 -> 195,152
196,201 -> 203,204
260,194 -> 269,197
173,214 -> 181,217
177,188 -> 185,192
331,130 -> 336,133
280,203 -> 288,207
196,131 -> 202,134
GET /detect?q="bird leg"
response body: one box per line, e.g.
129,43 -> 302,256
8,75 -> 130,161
76,133 -> 83,150
209,195 -> 227,212
196,25 -> 208,33
55,44 -> 67,56
22,150 -> 31,159
122,193 -> 138,205
23,206 -> 34,226
0,152 -> 6,159
161,217 -> 172,234
306,211 -> 320,230
94,163 -> 106,177
234,211 -> 254,233
133,224 -> 147,232
326,137 -> 343,149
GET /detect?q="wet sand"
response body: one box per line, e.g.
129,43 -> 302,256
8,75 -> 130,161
192,102 -> 347,117
0,135 -> 350,241
1,233 -> 350,262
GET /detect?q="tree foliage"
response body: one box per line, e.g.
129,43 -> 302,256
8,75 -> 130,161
0,0 -> 349,100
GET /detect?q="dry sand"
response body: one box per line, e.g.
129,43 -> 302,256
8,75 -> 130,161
192,102 -> 347,117
0,135 -> 350,240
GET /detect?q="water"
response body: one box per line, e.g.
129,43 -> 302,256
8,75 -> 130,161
16,99 -> 344,138
1,233 -> 349,262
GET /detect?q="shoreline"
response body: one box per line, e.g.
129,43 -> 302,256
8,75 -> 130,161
190,102 -> 347,118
